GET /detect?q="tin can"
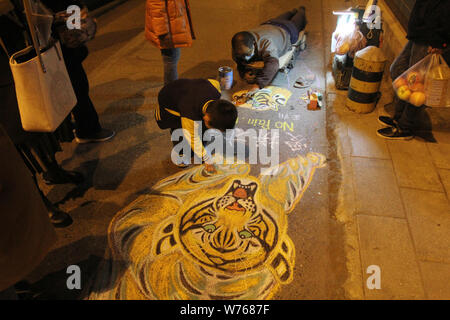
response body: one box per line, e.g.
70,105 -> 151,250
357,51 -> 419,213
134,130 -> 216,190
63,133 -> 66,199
218,66 -> 233,90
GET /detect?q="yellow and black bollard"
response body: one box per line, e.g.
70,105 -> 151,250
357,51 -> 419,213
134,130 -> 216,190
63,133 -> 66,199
346,46 -> 386,113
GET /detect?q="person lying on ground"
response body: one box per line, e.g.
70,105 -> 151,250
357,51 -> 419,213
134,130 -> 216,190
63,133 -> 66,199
231,6 -> 307,94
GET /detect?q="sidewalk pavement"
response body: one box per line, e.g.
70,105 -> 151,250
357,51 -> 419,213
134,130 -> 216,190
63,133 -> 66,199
325,0 -> 450,300
27,0 -> 450,300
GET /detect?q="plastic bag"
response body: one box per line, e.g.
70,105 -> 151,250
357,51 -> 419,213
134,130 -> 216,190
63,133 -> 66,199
393,54 -> 450,107
424,54 -> 450,107
331,10 -> 357,53
335,26 -> 367,58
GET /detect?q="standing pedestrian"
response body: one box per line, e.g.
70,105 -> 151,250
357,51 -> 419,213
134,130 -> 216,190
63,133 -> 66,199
1,0 -> 79,227
145,0 -> 195,85
40,0 -> 115,143
377,0 -> 450,139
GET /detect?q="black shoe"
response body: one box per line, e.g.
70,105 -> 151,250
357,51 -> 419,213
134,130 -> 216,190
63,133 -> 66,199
377,126 -> 414,140
43,169 -> 84,185
378,116 -> 396,127
298,6 -> 307,25
75,128 -> 115,144
49,209 -> 73,228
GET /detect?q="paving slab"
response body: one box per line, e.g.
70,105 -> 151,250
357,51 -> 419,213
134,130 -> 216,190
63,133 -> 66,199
400,188 -> 450,264
420,261 -> 450,300
348,114 -> 391,159
352,157 -> 405,218
387,139 -> 444,192
357,214 -> 425,299
439,169 -> 450,198
427,141 -> 450,170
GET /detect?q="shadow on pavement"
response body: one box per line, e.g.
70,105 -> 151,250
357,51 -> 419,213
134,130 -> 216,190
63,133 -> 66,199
88,27 -> 144,53
49,76 -> 164,203
29,236 -> 127,300
52,159 -> 100,206
180,60 -> 236,79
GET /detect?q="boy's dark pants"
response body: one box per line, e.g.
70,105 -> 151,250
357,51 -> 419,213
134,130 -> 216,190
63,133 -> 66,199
155,105 -> 208,160
155,106 -> 182,147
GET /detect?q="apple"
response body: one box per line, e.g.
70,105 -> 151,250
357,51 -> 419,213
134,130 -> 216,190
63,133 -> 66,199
409,91 -> 426,106
397,85 -> 412,101
406,71 -> 423,88
393,77 -> 407,89
409,82 -> 424,92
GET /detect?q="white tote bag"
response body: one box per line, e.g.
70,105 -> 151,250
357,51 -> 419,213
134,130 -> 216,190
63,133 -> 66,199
8,0 -> 77,132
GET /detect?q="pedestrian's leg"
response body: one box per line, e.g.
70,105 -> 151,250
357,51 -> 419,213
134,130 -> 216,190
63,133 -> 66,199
289,6 -> 307,32
390,41 -> 412,121
161,48 -> 181,85
66,62 -> 102,137
42,158 -> 84,185
377,41 -> 414,138
31,174 -> 73,227
393,96 -> 407,121
390,41 -> 412,80
396,42 -> 428,131
409,42 -> 429,66
397,104 -> 422,131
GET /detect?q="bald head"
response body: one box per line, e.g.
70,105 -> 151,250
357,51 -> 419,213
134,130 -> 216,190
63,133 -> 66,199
232,31 -> 255,59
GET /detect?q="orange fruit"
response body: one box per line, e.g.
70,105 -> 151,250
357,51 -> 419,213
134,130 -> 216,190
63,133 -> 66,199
409,91 -> 426,106
409,82 -> 424,92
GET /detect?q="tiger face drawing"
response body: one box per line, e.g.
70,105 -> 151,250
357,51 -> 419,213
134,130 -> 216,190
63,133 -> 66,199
87,153 -> 326,300
179,180 -> 278,273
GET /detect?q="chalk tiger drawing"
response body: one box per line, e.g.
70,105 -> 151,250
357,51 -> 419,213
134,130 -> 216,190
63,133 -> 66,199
87,153 -> 326,300
232,86 -> 291,111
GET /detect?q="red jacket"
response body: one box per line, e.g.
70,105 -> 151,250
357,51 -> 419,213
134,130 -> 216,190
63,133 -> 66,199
145,0 -> 195,49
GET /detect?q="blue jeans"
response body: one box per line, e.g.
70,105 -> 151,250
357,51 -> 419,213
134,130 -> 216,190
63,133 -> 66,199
161,48 -> 181,85
390,41 -> 428,131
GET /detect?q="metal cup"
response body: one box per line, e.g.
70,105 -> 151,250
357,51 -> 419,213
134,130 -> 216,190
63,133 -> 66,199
218,66 -> 233,90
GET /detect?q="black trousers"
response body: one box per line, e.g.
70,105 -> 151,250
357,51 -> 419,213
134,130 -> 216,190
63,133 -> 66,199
274,8 -> 307,33
263,7 -> 307,44
390,41 -> 428,130
63,46 -> 102,137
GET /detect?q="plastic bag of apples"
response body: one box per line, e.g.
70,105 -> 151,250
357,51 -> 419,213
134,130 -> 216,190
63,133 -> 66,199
393,54 -> 450,107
